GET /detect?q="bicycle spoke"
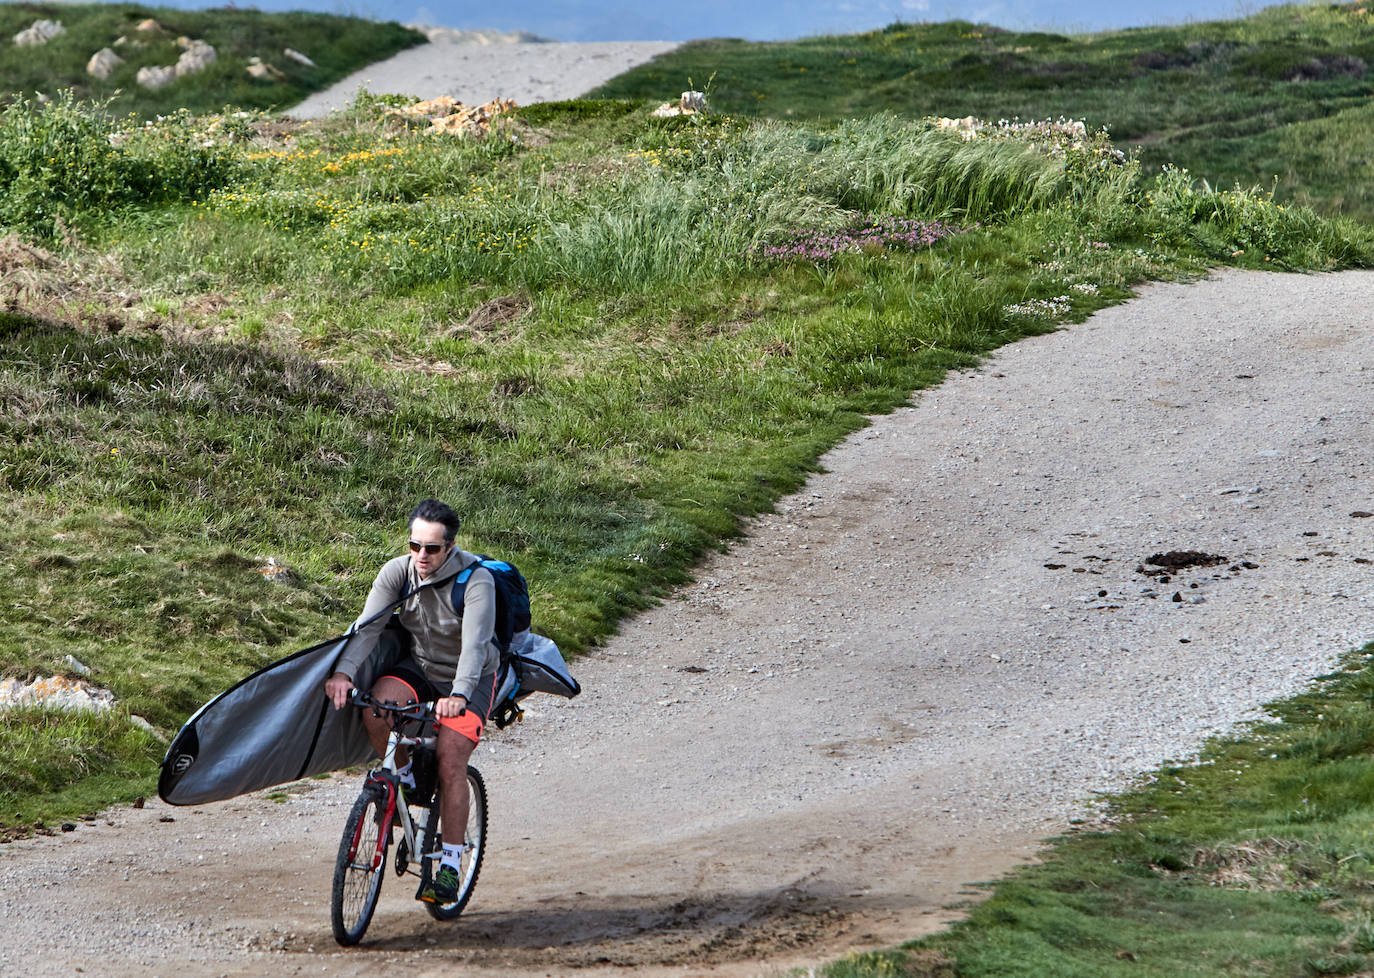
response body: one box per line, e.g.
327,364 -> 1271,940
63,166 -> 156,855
331,788 -> 390,946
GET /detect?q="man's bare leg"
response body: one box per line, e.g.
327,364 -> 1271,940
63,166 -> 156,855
436,724 -> 476,838
362,676 -> 416,768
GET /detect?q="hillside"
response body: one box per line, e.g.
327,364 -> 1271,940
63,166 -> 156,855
0,2 -> 424,118
589,2 -> 1374,221
5,10 -> 1374,976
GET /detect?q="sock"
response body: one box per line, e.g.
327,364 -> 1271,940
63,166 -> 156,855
397,760 -> 415,788
440,841 -> 466,869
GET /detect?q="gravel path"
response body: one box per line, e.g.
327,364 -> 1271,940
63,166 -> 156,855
3,268 -> 1372,976
285,39 -> 681,119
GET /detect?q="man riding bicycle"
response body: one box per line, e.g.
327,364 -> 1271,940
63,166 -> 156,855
324,498 -> 500,905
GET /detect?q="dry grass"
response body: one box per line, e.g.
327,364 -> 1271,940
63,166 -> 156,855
1191,837 -> 1311,889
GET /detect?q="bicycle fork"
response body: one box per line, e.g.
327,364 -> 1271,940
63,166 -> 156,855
363,770 -> 435,879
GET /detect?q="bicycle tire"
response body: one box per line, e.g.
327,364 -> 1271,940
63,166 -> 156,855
331,786 -> 390,946
421,765 -> 487,920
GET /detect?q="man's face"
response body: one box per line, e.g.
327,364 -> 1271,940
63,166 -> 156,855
408,517 -> 453,579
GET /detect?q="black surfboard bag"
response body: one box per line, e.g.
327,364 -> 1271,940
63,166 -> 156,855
158,572 -> 578,806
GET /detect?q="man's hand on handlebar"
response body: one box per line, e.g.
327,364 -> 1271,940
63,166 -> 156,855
436,695 -> 468,719
325,672 -> 355,710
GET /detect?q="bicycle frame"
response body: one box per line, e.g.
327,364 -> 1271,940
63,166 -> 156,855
332,689 -> 488,944
347,693 -> 438,881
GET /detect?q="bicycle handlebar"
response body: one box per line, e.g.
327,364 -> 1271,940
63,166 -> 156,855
347,688 -> 465,720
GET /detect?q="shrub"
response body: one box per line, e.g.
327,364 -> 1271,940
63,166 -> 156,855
0,93 -> 247,238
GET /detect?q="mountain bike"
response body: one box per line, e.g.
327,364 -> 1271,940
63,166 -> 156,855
331,690 -> 487,946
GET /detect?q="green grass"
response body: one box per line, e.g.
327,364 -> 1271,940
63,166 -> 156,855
589,2 -> 1374,222
822,646 -> 1374,978
0,92 -> 1369,831
0,2 -> 423,119
0,10 -> 1372,972
0,705 -> 160,835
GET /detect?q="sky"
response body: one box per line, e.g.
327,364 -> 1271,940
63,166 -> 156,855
104,0 -> 1297,41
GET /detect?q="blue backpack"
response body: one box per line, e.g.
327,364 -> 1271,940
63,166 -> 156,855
450,555 -> 532,653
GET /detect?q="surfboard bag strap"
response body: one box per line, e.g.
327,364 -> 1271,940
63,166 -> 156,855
157,570 -> 454,806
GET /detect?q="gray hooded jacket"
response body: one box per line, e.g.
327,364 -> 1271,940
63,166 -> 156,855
334,547 -> 500,700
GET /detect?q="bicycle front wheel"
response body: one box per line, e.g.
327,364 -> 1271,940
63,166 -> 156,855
422,765 -> 487,921
331,786 -> 390,946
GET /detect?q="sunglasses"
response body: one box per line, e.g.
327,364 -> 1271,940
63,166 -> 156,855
408,540 -> 450,556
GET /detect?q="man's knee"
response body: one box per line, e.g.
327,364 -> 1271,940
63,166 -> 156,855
369,676 -> 415,703
360,678 -> 415,737
436,727 -> 475,767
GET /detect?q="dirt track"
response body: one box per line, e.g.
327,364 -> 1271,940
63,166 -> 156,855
3,269 -> 1373,977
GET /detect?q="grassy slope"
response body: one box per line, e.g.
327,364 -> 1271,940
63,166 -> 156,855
0,10 -> 1371,970
0,89 -> 1368,829
0,2 -> 423,118
589,2 -> 1374,221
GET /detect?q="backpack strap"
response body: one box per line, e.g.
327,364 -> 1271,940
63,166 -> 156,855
449,558 -> 488,634
449,555 -> 521,654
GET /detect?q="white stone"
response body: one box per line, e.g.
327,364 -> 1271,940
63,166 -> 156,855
174,40 -> 216,77
651,90 -> 708,118
87,48 -> 124,81
136,65 -> 176,90
14,19 -> 64,46
247,60 -> 284,81
129,715 -> 156,734
0,675 -> 114,713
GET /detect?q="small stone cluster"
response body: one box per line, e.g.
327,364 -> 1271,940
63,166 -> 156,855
248,46 -> 314,81
0,674 -> 114,712
13,18 -> 63,46
10,17 -> 315,90
651,90 -> 708,118
936,115 -> 979,140
136,36 -> 217,91
388,96 -> 518,136
934,114 -> 1128,165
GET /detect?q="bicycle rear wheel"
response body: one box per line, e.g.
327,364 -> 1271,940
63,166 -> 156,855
421,765 -> 487,920
331,786 -> 390,946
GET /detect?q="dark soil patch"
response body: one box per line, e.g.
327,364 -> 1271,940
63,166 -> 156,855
1284,54 -> 1367,81
1142,550 -> 1228,571
454,294 -> 532,335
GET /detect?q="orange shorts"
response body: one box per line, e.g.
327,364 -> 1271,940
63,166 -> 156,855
378,662 -> 497,745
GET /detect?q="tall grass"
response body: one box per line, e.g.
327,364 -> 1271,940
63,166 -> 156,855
120,108 -> 1148,295
589,2 -> 1374,221
748,118 -> 1103,220
0,94 -> 1371,825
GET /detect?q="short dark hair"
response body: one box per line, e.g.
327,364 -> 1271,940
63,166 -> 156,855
408,498 -> 461,541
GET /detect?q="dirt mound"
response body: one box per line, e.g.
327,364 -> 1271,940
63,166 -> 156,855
1142,550 -> 1228,571
454,294 -> 532,335
0,233 -> 144,332
0,234 -> 244,339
